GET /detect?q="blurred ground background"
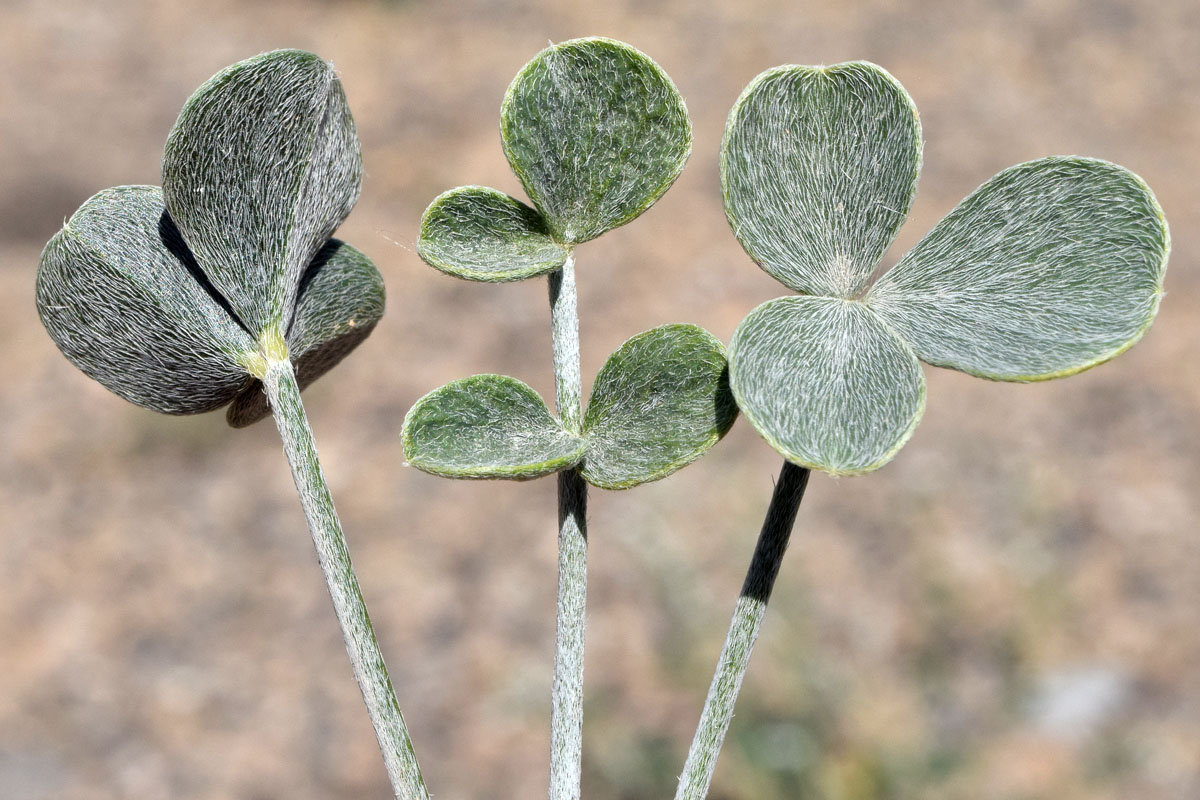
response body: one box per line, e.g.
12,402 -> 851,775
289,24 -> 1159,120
1,0 -> 1197,798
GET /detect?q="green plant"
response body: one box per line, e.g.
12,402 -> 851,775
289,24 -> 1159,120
401,37 -> 736,800
35,51 -> 428,800
35,40 -> 1171,800
675,61 -> 1168,799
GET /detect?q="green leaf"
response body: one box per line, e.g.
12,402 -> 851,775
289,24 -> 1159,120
417,186 -> 569,282
500,37 -> 692,245
36,185 -> 256,414
287,240 -> 385,359
580,324 -> 737,489
867,157 -> 1169,381
227,239 -> 385,427
722,62 -> 921,298
728,296 -> 925,476
402,374 -> 585,479
162,49 -> 362,337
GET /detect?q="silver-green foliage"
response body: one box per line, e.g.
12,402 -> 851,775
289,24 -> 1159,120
867,157 -> 1167,380
722,63 -> 920,298
723,62 -> 1169,476
162,49 -> 362,336
227,239 -> 385,427
418,186 -> 569,282
402,325 -> 735,489
416,37 -> 692,282
407,39 -> 731,489
38,185 -> 255,413
581,325 -> 736,489
402,374 -> 586,480
36,49 -> 382,425
501,37 -> 692,245
730,297 -> 924,475
37,50 -> 429,800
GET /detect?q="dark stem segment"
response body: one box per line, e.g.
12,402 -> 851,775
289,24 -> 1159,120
675,460 -> 811,800
548,254 -> 588,800
262,358 -> 430,800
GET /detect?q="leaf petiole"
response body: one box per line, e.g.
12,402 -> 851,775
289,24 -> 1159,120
548,254 -> 588,800
263,358 -> 429,800
676,460 -> 810,800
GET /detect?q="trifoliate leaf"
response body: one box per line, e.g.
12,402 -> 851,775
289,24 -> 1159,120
580,324 -> 736,489
162,49 -> 361,337
402,375 -> 585,479
866,157 -> 1169,381
36,185 -> 256,414
728,296 -> 925,476
417,186 -> 569,282
500,37 -> 692,245
722,62 -> 921,298
286,240 -> 385,360
227,239 -> 385,427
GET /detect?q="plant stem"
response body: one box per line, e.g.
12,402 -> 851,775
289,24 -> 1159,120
262,358 -> 429,800
549,254 -> 583,433
675,460 -> 811,800
548,254 -> 588,800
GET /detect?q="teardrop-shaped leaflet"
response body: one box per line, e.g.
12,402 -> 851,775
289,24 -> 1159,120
722,62 -> 921,298
500,37 -> 692,245
162,49 -> 362,336
868,157 -> 1168,381
403,374 -> 586,480
729,296 -> 925,476
417,186 -> 569,282
581,324 -> 736,489
37,185 -> 255,414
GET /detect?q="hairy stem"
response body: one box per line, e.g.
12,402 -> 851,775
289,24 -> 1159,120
675,460 -> 811,800
549,254 -> 583,433
262,358 -> 429,800
548,254 -> 588,800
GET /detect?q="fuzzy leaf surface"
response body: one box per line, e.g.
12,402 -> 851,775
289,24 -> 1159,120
581,324 -> 737,489
36,185 -> 255,414
867,157 -> 1169,380
228,239 -> 385,427
500,37 -> 692,245
722,62 -> 921,297
403,375 -> 585,479
162,49 -> 361,336
729,296 -> 925,475
417,186 -> 569,282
